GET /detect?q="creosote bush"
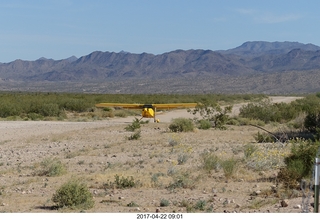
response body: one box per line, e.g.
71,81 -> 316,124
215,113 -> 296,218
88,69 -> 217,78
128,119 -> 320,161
169,118 -> 194,132
52,179 -> 94,209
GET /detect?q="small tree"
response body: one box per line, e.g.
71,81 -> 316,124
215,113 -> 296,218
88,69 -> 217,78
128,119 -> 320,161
188,101 -> 232,130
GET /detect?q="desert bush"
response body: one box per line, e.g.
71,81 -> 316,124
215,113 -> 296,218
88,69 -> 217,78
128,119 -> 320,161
278,139 -> 319,189
177,154 -> 189,165
169,118 -> 194,132
127,130 -> 141,140
220,157 -> 238,179
36,157 -> 67,177
201,152 -> 220,173
167,171 -> 195,190
197,119 -> 212,130
114,175 -> 136,188
160,199 -> 170,207
104,175 -> 138,189
125,118 -> 141,131
52,179 -> 94,209
188,101 -> 232,130
27,113 -> 44,121
194,199 -> 207,211
239,99 -> 299,123
304,110 -> 320,133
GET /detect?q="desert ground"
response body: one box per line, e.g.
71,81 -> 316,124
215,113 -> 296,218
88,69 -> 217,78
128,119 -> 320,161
0,96 -> 314,213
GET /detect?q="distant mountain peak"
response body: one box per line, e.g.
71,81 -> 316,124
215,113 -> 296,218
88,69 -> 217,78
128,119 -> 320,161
65,56 -> 78,62
222,41 -> 320,56
37,57 -> 52,61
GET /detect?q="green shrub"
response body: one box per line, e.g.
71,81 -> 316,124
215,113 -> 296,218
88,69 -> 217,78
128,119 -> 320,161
167,172 -> 195,190
114,175 -> 136,188
278,140 -> 319,189
52,179 -> 94,209
28,113 -> 44,121
194,200 -> 207,211
160,199 -> 170,207
188,101 -> 232,130
104,175 -> 138,189
36,158 -> 67,177
220,157 -> 238,179
197,119 -> 212,130
201,152 -> 220,173
304,111 -> 320,133
169,118 -> 194,132
128,130 -> 141,140
125,118 -> 141,131
177,154 -> 189,165
239,99 -> 300,123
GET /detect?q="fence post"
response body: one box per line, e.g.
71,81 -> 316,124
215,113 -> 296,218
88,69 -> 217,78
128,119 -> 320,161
315,157 -> 320,213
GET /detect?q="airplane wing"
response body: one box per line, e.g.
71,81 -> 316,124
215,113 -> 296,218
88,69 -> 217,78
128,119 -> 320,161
95,103 -> 198,110
152,103 -> 197,109
95,103 -> 144,109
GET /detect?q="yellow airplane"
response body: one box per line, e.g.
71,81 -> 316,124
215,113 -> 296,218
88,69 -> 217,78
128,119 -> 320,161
95,103 -> 197,122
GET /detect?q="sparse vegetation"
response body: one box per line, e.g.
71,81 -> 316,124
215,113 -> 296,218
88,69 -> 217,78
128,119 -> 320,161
3,93 -> 320,213
104,174 -> 138,189
35,157 -> 67,177
0,92 -> 266,120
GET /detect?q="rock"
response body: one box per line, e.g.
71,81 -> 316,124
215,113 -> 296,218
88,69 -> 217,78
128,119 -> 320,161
293,204 -> 301,209
251,190 -> 261,196
156,208 -> 160,213
280,199 -> 289,207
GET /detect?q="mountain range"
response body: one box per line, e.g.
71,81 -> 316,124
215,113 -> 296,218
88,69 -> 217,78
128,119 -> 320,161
1,41 -> 320,94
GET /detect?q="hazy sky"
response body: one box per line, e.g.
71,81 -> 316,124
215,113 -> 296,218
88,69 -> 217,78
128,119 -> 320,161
0,0 -> 319,63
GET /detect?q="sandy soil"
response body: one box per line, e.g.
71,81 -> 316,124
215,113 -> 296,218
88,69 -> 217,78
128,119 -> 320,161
0,96 -> 313,213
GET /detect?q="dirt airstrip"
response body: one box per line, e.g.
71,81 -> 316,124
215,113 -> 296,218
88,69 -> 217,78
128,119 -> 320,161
0,96 -> 314,213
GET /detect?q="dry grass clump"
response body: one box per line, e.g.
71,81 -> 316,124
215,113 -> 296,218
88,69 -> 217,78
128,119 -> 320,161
34,157 -> 67,177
